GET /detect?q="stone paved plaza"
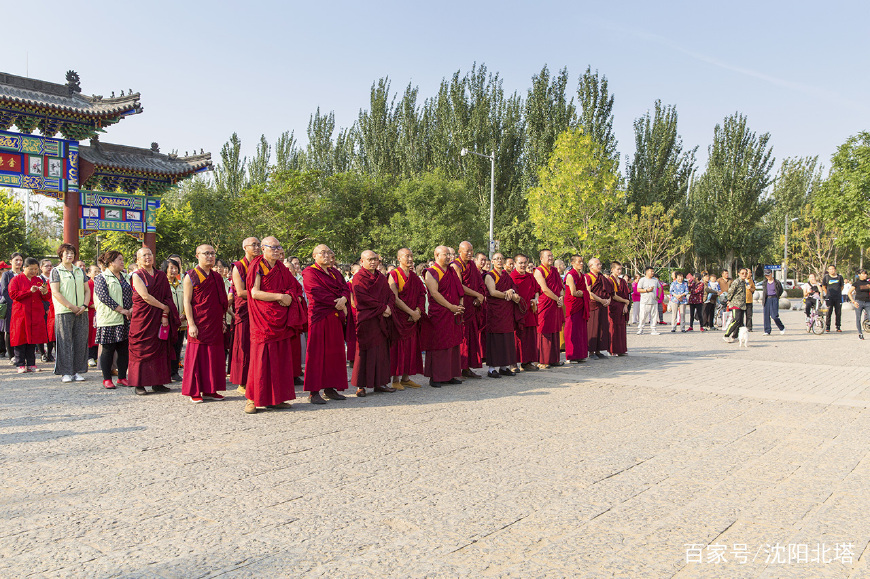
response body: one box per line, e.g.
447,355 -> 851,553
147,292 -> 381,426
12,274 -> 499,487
2,308 -> 869,578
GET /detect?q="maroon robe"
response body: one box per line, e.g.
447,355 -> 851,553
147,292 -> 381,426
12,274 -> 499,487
129,269 -> 180,388
510,269 -> 539,364
421,263 -> 462,382
182,267 -> 229,397
302,263 -> 351,392
609,276 -> 629,355
287,274 -> 305,378
585,272 -> 613,353
390,267 -> 424,377
484,269 -> 520,368
351,267 -> 395,388
564,268 -> 590,361
230,257 -> 252,386
9,274 -> 51,347
346,280 -> 357,363
535,265 -> 563,365
453,258 -> 485,370
246,256 -> 304,405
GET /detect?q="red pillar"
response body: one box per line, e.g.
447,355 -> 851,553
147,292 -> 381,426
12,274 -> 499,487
143,232 -> 156,255
63,191 -> 80,251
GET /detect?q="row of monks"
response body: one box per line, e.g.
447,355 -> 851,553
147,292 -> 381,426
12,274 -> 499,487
180,237 -> 631,413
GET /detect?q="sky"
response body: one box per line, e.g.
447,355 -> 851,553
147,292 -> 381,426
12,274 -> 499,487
3,0 -> 869,178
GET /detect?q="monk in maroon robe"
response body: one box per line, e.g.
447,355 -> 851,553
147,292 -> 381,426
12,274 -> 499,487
302,244 -> 351,405
230,237 -> 260,395
483,253 -> 522,377
244,236 -> 305,414
351,250 -> 396,396
509,253 -> 539,372
451,241 -> 486,379
608,261 -> 630,356
585,257 -> 613,359
474,252 -> 489,361
533,249 -> 564,368
564,255 -> 590,363
422,245 -> 464,387
388,248 -> 425,389
182,245 -> 229,402
345,264 -> 360,365
129,247 -> 180,395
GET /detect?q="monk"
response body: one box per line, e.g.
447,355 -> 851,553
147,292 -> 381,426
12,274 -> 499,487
505,257 -> 516,274
345,263 -> 360,366
129,247 -> 180,395
285,257 -> 306,386
474,251 -> 489,361
509,253 -> 539,372
585,257 -> 613,359
244,236 -> 304,414
182,244 -> 229,403
533,249 -> 564,368
302,244 -> 351,404
351,250 -> 396,397
484,253 -> 521,378
608,261 -> 630,356
451,241 -> 486,379
564,255 -> 590,363
422,245 -> 464,387
231,236 -> 260,395
388,248 -> 425,389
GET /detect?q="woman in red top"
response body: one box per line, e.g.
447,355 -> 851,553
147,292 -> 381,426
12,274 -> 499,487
9,257 -> 51,373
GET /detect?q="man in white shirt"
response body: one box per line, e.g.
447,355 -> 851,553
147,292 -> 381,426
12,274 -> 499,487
636,267 -> 661,335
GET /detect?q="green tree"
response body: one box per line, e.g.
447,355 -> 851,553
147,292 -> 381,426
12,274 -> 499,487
528,128 -> 621,256
0,188 -> 26,259
766,156 -> 823,262
615,203 -> 691,275
214,132 -> 246,197
815,132 -> 870,252
247,134 -> 271,186
576,66 -> 618,167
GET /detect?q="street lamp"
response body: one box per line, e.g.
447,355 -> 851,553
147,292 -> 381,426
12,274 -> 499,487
460,147 -> 496,258
783,216 -> 799,287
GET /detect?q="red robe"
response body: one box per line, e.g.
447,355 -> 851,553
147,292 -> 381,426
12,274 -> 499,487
246,256 -> 304,405
585,272 -> 613,353
421,263 -> 462,382
389,267 -> 425,377
302,263 -> 351,392
484,269 -> 521,368
351,267 -> 395,388
609,276 -> 630,355
287,274 -> 306,378
564,268 -> 590,361
510,269 -> 538,364
128,269 -> 180,387
452,258 -> 485,369
535,265 -> 563,365
9,274 -> 51,346
345,280 -> 357,363
182,266 -> 229,397
230,257 -> 252,386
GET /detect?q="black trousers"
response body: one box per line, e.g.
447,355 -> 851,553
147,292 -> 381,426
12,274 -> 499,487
725,309 -> 745,338
745,303 -> 753,330
100,340 -> 129,381
4,331 -> 13,359
805,297 -> 817,317
702,302 -> 715,328
826,299 -> 842,330
688,304 -> 703,328
14,343 -> 36,367
36,341 -> 55,356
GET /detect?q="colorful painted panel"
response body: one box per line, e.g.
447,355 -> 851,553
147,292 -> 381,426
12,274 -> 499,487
0,129 -> 77,198
79,189 -> 161,235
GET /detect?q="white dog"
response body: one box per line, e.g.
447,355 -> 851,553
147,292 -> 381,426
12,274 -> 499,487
737,327 -> 749,348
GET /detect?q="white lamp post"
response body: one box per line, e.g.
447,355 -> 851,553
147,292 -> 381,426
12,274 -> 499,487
460,147 -> 496,258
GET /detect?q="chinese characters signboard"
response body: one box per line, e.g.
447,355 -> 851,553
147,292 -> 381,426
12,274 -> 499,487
0,130 -> 78,199
80,190 -> 160,238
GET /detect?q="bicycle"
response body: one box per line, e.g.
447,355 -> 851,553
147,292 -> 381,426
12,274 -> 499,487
804,297 -> 824,335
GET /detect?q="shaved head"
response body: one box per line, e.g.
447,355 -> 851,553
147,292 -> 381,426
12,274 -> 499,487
397,248 -> 411,260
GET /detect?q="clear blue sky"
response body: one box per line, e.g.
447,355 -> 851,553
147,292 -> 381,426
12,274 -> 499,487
5,0 -> 868,175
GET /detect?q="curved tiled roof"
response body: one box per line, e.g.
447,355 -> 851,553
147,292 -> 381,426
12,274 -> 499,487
79,141 -> 212,176
0,72 -> 142,118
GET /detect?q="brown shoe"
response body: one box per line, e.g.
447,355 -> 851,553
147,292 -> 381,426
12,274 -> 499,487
308,391 -> 327,405
462,369 -> 482,379
244,400 -> 257,414
356,387 -> 367,397
400,379 -> 422,388
373,384 -> 396,393
236,385 -> 246,395
266,402 -> 292,409
323,388 -> 346,400
392,380 -> 404,391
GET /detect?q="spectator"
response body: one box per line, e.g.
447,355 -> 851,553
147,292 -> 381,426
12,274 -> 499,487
744,273 -> 756,331
723,268 -> 749,343
822,265 -> 844,332
848,269 -> 870,340
717,270 -> 732,295
9,257 -> 51,372
635,267 -> 660,335
669,272 -> 688,333
803,274 -> 822,319
630,273 -> 641,325
37,259 -> 56,363
50,243 -> 90,383
163,258 -> 186,382
94,251 -> 133,389
761,269 -> 785,335
657,278 -> 666,324
0,252 -> 24,363
702,274 -> 718,331
687,273 -> 705,331
86,264 -> 100,367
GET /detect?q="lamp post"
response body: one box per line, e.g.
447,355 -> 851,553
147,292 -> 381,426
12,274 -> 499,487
460,147 -> 495,258
783,216 -> 799,287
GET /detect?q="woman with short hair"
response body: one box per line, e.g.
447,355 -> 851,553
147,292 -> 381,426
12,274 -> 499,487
94,251 -> 133,389
163,258 -> 186,382
50,243 -> 91,382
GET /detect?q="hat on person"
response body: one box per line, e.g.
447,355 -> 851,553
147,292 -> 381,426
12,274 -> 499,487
763,269 -> 773,275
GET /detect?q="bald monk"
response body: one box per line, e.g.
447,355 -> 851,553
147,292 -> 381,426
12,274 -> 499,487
564,255 -> 590,363
422,245 -> 464,387
388,248 -> 425,389
451,241 -> 486,379
586,257 -> 613,359
302,244 -> 351,404
509,253 -> 539,372
505,257 -> 516,274
534,249 -> 564,368
345,263 -> 360,365
608,261 -> 630,356
231,236 -> 260,395
351,250 -> 396,396
484,253 -> 522,378
182,244 -> 229,403
244,236 -> 305,414
474,251 -> 489,360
